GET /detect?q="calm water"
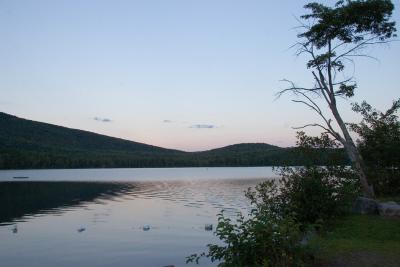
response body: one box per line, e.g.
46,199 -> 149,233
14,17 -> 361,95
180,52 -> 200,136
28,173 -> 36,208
0,167 -> 277,267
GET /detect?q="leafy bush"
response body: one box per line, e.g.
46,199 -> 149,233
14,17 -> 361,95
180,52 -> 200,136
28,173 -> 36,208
186,193 -> 307,267
273,132 -> 359,227
350,99 -> 400,196
276,166 -> 359,227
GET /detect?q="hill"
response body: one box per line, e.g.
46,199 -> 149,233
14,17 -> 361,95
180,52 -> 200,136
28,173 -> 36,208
0,112 -> 346,169
193,143 -> 298,166
0,112 -> 187,169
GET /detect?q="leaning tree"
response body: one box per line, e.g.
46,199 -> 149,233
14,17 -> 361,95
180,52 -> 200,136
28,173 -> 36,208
279,0 -> 397,198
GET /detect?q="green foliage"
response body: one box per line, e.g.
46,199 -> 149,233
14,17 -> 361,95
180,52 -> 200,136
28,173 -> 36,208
277,166 -> 359,227
186,196 -> 306,267
294,132 -> 347,166
250,132 -> 359,228
275,132 -> 360,226
349,99 -> 400,196
350,99 -> 400,167
336,83 -> 357,98
298,0 -> 397,100
300,0 -> 396,49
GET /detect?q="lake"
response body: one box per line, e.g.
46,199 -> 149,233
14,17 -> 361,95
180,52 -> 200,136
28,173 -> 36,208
0,167 -> 278,267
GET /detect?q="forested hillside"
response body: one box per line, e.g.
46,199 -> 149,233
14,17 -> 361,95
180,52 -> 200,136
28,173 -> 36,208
0,112 -> 347,169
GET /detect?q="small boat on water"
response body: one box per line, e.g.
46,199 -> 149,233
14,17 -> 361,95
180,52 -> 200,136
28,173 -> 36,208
13,176 -> 29,179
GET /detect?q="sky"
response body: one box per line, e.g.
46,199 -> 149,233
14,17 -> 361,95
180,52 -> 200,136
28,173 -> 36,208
0,0 -> 399,151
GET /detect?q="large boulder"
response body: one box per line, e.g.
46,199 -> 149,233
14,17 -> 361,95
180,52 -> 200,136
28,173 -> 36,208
352,197 -> 379,215
378,201 -> 400,217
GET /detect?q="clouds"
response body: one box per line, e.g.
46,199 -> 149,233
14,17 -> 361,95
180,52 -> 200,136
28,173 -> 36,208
93,117 -> 112,123
163,119 -> 218,129
190,124 -> 216,129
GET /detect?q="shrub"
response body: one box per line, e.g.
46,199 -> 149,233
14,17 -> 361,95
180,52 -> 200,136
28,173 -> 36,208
365,168 -> 400,197
275,166 -> 358,227
271,132 -> 360,227
186,194 -> 306,267
349,99 -> 400,196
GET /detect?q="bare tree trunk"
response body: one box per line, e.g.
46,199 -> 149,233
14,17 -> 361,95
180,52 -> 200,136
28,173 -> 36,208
324,44 -> 375,198
283,41 -> 379,198
344,143 -> 375,198
329,102 -> 375,198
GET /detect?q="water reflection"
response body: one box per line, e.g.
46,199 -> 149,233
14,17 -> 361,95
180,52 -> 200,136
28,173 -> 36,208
0,178 -> 266,267
0,179 -> 261,226
0,182 -> 134,225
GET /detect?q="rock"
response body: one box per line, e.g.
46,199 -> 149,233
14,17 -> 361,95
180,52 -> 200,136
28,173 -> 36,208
77,227 -> 86,233
205,224 -> 213,231
378,202 -> 400,217
352,197 -> 378,215
142,225 -> 150,231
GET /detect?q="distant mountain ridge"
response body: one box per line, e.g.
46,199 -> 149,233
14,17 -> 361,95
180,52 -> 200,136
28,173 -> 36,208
0,113 -> 177,152
0,112 -> 345,169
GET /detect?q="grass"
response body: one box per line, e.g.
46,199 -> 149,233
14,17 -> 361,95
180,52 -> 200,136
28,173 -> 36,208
377,196 -> 400,203
309,214 -> 400,263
